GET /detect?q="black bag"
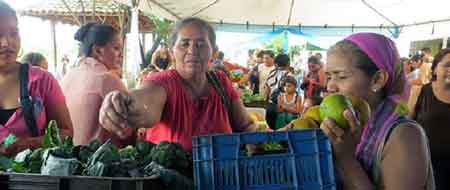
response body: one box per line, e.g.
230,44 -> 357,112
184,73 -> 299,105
19,64 -> 39,137
206,71 -> 233,126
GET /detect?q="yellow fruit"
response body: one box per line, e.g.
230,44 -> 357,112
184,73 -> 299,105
348,96 -> 371,127
319,94 -> 353,129
302,105 -> 322,123
255,121 -> 270,131
248,112 -> 264,122
291,117 -> 319,129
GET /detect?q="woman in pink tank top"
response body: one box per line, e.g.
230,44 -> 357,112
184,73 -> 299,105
61,23 -> 131,147
98,17 -> 259,151
0,2 -> 72,156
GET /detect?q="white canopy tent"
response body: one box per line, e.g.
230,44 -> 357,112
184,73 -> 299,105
124,0 -> 450,56
130,0 -> 449,29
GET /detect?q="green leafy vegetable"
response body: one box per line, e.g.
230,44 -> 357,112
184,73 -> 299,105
43,120 -> 62,148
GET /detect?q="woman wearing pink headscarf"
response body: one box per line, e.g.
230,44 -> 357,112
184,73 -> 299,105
321,33 -> 434,189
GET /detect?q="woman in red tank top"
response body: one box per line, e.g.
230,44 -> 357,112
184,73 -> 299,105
98,17 -> 258,151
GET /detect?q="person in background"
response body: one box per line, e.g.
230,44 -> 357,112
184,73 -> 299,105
323,32 -> 434,189
151,43 -> 172,71
401,57 -> 411,76
258,50 -> 276,96
407,53 -> 427,109
137,65 -> 158,88
0,1 -> 72,156
264,53 -> 292,129
21,52 -> 48,70
301,96 -> 323,114
212,51 -> 224,65
301,56 -> 326,98
56,54 -> 70,80
421,47 -> 434,64
315,52 -> 324,64
61,23 -> 130,147
247,49 -> 264,94
409,48 -> 450,190
246,49 -> 256,68
275,76 -> 302,129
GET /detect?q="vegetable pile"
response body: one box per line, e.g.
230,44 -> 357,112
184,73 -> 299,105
0,121 -> 192,178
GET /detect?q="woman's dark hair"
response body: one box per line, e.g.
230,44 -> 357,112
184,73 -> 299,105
307,56 -> 320,65
283,75 -> 297,87
410,53 -> 424,62
274,54 -> 290,67
431,48 -> 450,81
169,17 -> 216,49
261,50 -> 275,58
0,1 -> 17,20
74,23 -> 118,57
328,40 -> 379,77
21,52 -> 46,66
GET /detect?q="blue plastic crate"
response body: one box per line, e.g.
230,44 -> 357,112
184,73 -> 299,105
193,129 -> 336,190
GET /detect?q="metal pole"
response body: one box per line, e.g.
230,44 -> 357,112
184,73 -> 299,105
50,20 -> 58,73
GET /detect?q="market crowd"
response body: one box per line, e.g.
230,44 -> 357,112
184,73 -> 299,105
2,1 -> 450,189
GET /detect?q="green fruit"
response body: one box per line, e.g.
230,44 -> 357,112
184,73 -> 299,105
319,94 -> 353,129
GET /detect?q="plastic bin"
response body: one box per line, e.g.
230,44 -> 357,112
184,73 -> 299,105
0,173 -> 163,190
193,130 -> 336,190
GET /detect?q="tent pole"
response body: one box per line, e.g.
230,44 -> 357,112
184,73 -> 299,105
147,0 -> 181,20
191,0 -> 219,17
286,0 -> 295,25
50,20 -> 58,73
361,0 -> 398,26
443,37 -> 448,49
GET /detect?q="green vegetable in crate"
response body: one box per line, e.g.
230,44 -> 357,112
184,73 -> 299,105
149,141 -> 190,174
136,141 -> 155,155
28,148 -> 44,173
119,145 -> 138,160
252,94 -> 265,102
43,120 -> 62,148
61,136 -> 74,157
73,139 -> 102,164
10,149 -> 32,173
84,139 -> 121,176
135,141 -> 155,166
261,142 -> 285,152
0,156 -> 12,171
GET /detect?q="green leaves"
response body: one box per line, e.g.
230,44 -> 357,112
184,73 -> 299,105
43,120 -> 62,148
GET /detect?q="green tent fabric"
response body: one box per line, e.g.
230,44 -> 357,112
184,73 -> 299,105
301,42 -> 327,51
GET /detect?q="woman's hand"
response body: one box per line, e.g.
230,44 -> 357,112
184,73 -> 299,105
320,109 -> 362,162
99,90 -> 137,139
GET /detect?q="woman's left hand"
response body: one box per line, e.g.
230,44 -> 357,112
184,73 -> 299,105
320,109 -> 362,162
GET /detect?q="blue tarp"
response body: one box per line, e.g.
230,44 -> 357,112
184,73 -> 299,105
214,24 -> 401,53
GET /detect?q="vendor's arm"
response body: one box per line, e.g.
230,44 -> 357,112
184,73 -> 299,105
229,98 -> 258,133
99,80 -> 167,139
